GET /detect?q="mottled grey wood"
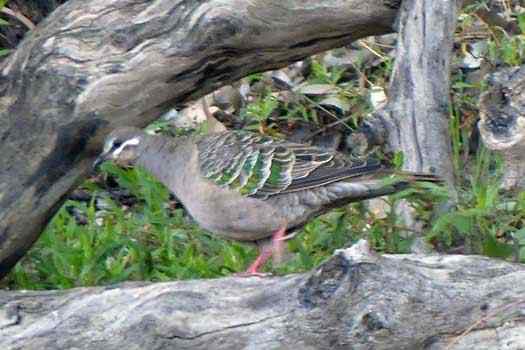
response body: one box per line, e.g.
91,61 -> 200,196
1,241 -> 524,350
346,0 -> 458,193
0,0 -> 402,279
380,0 -> 457,184
389,1 -> 459,248
479,65 -> 525,191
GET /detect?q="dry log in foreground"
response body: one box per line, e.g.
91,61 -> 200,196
1,240 -> 524,350
479,65 -> 525,191
0,0 -> 402,279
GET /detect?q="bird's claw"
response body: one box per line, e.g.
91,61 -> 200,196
275,231 -> 299,241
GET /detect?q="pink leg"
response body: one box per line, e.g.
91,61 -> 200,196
244,245 -> 273,276
240,227 -> 287,277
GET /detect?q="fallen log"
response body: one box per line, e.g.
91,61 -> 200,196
1,241 -> 524,350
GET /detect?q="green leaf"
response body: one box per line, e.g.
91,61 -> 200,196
393,151 -> 404,169
452,81 -> 476,90
413,181 -> 449,199
245,94 -> 278,122
518,13 -> 525,35
449,214 -> 472,234
482,234 -> 513,259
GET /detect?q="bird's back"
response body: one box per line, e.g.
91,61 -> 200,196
196,130 -> 384,199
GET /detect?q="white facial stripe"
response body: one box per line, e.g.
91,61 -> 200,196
103,137 -> 115,154
112,137 -> 140,157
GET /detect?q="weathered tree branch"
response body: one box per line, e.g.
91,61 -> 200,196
479,65 -> 525,191
1,241 -> 524,350
0,0 -> 402,279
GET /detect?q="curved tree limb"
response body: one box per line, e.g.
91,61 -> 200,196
1,241 -> 524,350
0,0 -> 401,279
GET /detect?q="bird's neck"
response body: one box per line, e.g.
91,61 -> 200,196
135,135 -> 191,193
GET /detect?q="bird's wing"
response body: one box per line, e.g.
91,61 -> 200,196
197,131 -> 382,199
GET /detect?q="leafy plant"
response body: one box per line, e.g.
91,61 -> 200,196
0,0 -> 10,57
242,92 -> 278,128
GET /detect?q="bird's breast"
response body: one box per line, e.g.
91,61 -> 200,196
180,184 -> 285,241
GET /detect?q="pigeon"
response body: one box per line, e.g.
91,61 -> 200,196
94,127 -> 440,275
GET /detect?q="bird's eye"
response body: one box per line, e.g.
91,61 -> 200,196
113,141 -> 123,149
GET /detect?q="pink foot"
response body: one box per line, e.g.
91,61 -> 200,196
236,227 -> 287,277
235,246 -> 273,277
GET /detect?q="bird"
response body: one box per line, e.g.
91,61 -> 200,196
94,127 -> 441,276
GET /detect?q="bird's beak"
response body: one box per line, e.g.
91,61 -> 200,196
93,153 -> 109,170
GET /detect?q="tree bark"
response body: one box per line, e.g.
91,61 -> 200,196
0,0 -> 402,279
380,0 -> 457,185
347,0 -> 459,183
1,240 -> 524,350
387,0 -> 458,248
479,65 -> 525,191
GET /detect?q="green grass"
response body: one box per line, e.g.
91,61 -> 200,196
4,4 -> 525,290
8,164 -> 257,289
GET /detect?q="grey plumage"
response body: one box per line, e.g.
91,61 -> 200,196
96,127 -> 440,273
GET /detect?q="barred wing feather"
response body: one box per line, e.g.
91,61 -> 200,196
197,131 -> 382,199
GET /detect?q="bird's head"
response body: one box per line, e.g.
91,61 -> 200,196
94,127 -> 146,169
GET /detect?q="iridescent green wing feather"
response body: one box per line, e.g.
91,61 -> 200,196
198,131 -> 276,196
197,130 -> 382,199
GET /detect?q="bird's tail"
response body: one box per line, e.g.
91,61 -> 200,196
332,170 -> 445,203
390,171 -> 444,184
